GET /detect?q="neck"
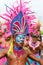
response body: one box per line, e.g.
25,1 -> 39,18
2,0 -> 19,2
14,45 -> 22,50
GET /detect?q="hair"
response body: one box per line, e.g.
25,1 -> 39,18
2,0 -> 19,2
31,34 -> 38,38
31,34 -> 42,42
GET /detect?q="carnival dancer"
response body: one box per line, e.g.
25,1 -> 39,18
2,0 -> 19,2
0,19 -> 43,65
24,34 -> 43,65
0,22 -> 7,65
0,1 -> 43,65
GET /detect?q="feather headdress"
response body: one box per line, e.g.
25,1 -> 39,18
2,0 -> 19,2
0,0 -> 36,56
0,22 -> 6,33
12,17 -> 27,35
0,0 -> 36,35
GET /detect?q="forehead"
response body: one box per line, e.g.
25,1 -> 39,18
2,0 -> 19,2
32,37 -> 38,40
16,34 -> 25,37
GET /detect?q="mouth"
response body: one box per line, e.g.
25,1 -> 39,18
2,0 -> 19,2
0,42 -> 2,44
26,39 -> 29,41
32,42 -> 36,44
0,42 -> 2,46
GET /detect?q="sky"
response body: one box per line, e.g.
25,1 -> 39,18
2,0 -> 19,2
31,0 -> 43,30
0,0 -> 43,30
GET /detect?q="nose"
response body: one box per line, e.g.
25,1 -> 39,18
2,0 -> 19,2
22,40 -> 24,42
0,38 -> 2,43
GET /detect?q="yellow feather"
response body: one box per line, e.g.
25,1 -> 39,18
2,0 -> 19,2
7,37 -> 13,56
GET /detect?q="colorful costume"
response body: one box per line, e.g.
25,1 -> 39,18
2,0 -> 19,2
0,0 -> 37,65
27,40 -> 40,65
28,53 -> 40,65
0,22 -> 7,65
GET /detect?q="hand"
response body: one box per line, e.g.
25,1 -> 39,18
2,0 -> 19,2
23,47 -> 28,51
39,59 -> 43,65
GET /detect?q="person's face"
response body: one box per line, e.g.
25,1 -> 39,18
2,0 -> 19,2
15,34 -> 25,47
26,36 -> 29,41
0,32 -> 5,41
0,33 -> 11,46
32,37 -> 37,43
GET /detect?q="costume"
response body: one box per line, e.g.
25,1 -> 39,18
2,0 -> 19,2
29,41 -> 40,65
0,0 -> 32,55
28,53 -> 40,65
0,0 -> 37,65
7,14 -> 27,56
0,22 -> 7,65
26,38 -> 40,65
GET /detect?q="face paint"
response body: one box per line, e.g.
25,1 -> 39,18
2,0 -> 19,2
16,34 -> 25,43
14,46 -> 22,50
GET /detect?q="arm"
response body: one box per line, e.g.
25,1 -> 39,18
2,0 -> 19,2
23,47 -> 39,62
23,47 -> 43,65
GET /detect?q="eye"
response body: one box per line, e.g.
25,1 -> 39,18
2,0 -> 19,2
5,36 -> 11,41
0,33 -> 4,37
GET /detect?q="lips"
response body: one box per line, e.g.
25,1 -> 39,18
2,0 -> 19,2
0,42 -> 2,44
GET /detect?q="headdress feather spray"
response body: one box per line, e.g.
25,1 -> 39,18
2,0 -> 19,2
0,0 -> 36,55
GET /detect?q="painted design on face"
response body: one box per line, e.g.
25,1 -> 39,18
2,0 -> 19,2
16,34 -> 25,43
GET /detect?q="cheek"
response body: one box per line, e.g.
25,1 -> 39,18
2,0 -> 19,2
0,38 -> 4,41
6,43 -> 10,48
1,35 -> 5,40
16,36 -> 20,42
